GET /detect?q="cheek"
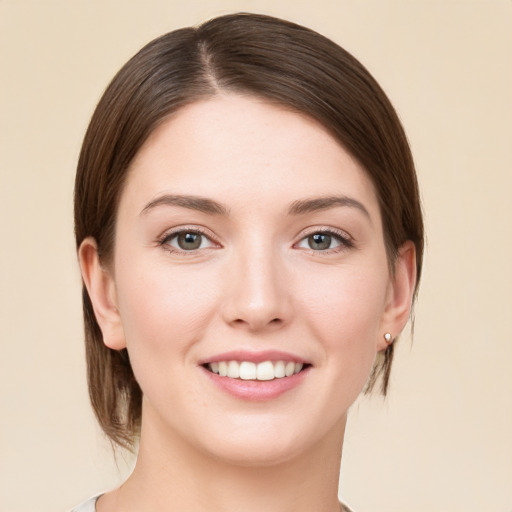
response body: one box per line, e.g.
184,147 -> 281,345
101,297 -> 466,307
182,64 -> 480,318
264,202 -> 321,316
296,263 -> 389,385
299,262 -> 389,338
114,261 -> 220,367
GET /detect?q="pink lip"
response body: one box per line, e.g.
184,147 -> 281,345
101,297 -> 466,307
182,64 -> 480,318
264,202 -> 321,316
201,365 -> 310,401
198,350 -> 308,365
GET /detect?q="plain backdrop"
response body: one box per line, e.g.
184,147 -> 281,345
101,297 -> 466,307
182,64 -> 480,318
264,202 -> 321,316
1,1 -> 511,511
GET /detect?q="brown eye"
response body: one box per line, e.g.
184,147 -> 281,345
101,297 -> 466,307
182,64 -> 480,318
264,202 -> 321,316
163,230 -> 215,252
177,232 -> 202,250
296,230 -> 351,252
308,233 -> 332,250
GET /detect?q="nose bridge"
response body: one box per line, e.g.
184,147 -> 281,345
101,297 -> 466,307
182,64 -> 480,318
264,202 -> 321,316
223,233 -> 290,331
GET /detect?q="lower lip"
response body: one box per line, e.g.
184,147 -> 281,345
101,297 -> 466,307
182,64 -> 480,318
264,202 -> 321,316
201,366 -> 310,401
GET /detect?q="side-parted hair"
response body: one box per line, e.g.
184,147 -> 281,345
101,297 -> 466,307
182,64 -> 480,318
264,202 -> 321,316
74,13 -> 424,449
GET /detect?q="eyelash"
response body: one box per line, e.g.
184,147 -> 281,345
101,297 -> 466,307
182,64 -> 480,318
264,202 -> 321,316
157,227 -> 354,255
294,227 -> 354,254
158,226 -> 219,255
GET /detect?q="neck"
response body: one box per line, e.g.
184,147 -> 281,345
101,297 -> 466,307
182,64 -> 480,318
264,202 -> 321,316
99,409 -> 346,512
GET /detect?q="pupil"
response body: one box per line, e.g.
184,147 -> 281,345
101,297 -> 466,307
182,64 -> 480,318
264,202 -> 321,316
178,232 -> 201,250
309,233 -> 331,250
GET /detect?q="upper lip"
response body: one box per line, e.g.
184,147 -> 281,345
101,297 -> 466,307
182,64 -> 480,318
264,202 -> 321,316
198,350 -> 309,365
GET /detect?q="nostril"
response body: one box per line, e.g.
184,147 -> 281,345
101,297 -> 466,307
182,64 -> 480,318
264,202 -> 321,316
229,316 -> 284,331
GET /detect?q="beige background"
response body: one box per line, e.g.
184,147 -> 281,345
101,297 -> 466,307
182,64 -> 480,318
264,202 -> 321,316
1,1 -> 511,511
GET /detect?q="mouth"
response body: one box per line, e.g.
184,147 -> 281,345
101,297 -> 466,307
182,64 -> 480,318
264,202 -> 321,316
200,352 -> 312,400
203,360 -> 310,381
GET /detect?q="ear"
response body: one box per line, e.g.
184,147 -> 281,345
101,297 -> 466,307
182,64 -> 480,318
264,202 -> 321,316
78,237 -> 126,350
378,241 -> 417,351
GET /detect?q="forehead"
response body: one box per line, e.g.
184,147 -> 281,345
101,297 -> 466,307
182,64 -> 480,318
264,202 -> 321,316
122,94 -> 380,218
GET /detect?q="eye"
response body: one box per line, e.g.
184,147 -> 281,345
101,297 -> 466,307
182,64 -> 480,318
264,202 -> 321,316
296,230 -> 352,251
162,230 -> 216,252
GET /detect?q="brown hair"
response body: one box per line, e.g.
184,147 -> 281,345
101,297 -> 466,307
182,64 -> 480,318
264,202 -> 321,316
74,12 -> 424,449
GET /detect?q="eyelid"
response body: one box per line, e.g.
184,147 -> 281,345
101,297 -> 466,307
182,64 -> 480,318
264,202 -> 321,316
294,226 -> 355,251
157,225 -> 221,252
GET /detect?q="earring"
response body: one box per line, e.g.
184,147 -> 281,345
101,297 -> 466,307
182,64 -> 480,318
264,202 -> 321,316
384,332 -> 393,344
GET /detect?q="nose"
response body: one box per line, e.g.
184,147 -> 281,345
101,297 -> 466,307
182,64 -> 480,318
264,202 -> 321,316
221,242 -> 292,333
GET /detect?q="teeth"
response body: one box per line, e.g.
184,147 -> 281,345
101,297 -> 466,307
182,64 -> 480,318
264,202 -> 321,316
256,361 -> 274,381
207,360 -> 305,380
239,361 -> 256,380
274,361 -> 285,378
227,360 -> 240,378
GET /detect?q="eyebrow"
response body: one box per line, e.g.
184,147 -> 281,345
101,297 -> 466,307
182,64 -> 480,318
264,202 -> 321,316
140,193 -> 370,220
141,194 -> 230,216
288,195 -> 371,220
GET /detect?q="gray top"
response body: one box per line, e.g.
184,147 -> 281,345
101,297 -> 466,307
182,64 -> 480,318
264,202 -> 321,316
70,495 -> 101,512
71,494 -> 354,511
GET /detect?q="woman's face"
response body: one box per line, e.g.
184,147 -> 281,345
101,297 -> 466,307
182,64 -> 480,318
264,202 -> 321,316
94,94 -> 410,465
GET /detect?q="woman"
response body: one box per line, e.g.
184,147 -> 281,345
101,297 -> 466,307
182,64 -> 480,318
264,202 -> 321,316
73,12 -> 423,512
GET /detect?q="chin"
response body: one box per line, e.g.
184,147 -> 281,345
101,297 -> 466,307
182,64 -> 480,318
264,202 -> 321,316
205,434 -> 309,468
196,412 -> 344,468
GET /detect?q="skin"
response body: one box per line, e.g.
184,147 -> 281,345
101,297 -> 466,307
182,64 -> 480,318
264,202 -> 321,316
79,94 -> 416,512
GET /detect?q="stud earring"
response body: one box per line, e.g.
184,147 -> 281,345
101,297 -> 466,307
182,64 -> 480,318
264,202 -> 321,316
384,332 -> 393,344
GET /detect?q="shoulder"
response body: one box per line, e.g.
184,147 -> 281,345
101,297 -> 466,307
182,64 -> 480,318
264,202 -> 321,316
70,494 -> 102,512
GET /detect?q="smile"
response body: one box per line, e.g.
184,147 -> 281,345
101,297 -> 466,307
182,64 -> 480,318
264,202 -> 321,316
206,360 -> 305,381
